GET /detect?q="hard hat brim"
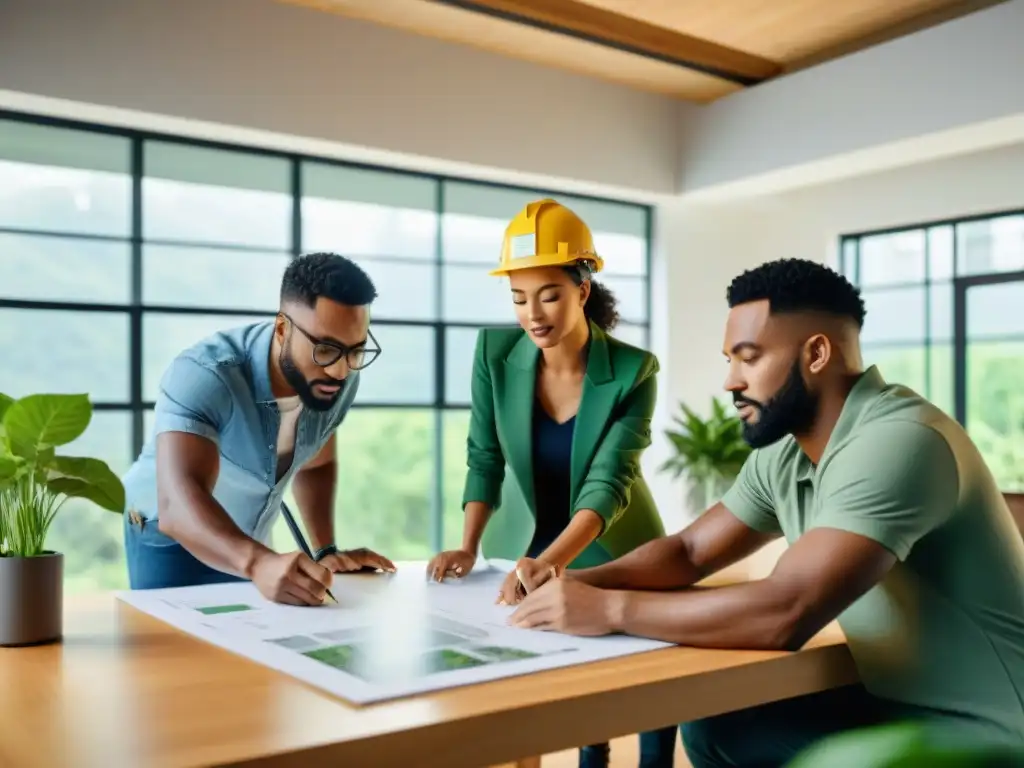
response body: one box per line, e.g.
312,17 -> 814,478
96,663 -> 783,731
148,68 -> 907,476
489,253 -> 604,276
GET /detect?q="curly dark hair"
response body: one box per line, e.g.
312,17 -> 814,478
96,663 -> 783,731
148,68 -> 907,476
563,262 -> 619,331
280,252 -> 378,308
726,258 -> 866,328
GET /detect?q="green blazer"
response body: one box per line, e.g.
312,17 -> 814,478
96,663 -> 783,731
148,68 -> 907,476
461,322 -> 666,569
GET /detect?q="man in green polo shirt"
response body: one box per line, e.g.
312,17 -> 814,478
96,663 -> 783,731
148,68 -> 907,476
508,258 -> 1024,765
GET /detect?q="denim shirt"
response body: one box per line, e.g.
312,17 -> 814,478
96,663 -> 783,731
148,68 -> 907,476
121,320 -> 359,545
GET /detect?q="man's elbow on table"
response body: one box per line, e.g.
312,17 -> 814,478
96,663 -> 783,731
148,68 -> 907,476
756,577 -> 828,652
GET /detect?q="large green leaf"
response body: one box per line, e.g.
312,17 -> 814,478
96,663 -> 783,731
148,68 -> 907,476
0,392 -> 13,447
4,393 -> 92,460
0,454 -> 24,484
46,455 -> 125,513
785,721 -> 1024,767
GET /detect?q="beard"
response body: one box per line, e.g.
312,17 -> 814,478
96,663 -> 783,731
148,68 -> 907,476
279,339 -> 345,412
735,358 -> 819,449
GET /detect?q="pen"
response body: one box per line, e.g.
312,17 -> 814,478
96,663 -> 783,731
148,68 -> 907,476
280,501 -> 338,604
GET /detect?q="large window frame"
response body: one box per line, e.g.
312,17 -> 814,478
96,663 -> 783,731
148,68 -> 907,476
0,109 -> 653,557
840,207 -> 1024,491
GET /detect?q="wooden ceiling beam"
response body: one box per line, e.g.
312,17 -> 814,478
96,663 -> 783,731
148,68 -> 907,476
427,0 -> 783,85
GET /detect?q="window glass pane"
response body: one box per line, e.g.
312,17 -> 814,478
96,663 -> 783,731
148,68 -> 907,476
858,230 -> 925,287
928,225 -> 954,281
442,209 -> 507,264
443,264 -> 514,323
442,408 -> 472,551
841,238 -> 857,280
957,215 -> 1024,277
49,410 -> 132,595
928,281 -> 953,342
444,326 -> 484,406
559,195 -> 647,238
0,119 -> 130,236
355,325 -> 435,404
966,341 -> 1024,491
356,258 -> 437,321
862,345 -> 927,396
275,409 -> 435,559
966,280 -> 1024,338
610,323 -> 647,350
0,232 -> 130,304
861,287 -> 925,344
0,308 -> 129,401
594,231 -> 646,277
143,141 -> 291,248
143,313 -> 269,401
143,245 -> 289,311
930,342 -> 953,417
599,275 -> 646,324
302,163 -> 437,259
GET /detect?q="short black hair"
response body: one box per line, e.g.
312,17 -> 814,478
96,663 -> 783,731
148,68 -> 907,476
280,252 -> 378,308
726,258 -> 866,328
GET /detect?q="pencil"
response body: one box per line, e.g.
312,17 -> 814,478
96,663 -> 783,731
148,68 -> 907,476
280,501 -> 338,604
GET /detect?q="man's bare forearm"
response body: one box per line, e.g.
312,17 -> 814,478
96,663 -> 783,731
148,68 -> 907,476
158,484 -> 270,578
461,502 -> 492,554
607,579 -> 804,650
570,534 -> 703,590
291,461 -> 336,551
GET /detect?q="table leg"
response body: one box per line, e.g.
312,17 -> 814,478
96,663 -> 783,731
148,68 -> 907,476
514,758 -> 541,768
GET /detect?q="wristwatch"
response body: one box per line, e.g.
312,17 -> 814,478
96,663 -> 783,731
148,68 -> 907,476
313,544 -> 338,562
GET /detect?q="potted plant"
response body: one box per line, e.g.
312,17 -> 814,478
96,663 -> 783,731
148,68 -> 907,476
0,392 -> 125,647
660,397 -> 751,514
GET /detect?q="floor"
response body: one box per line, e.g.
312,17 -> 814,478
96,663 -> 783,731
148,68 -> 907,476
495,733 -> 692,767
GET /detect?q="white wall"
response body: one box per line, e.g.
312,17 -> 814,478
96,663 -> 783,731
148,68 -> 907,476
0,0 -> 683,200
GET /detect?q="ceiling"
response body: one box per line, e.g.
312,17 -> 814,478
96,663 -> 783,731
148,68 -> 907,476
280,0 -> 1004,102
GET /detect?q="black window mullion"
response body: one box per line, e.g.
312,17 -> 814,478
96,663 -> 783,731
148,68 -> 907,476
431,181 -> 446,553
290,158 -> 302,260
130,137 -> 145,459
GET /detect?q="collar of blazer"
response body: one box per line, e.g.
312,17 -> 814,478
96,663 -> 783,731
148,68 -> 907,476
500,321 -> 623,513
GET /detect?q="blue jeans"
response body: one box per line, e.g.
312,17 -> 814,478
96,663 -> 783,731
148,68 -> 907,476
579,727 -> 676,768
123,511 -> 246,589
680,684 -> 895,768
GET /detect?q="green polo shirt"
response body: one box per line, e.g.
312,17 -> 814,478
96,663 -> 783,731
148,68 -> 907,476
721,366 -> 1024,744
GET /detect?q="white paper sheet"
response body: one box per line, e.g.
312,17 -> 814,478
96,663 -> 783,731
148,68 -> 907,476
115,559 -> 671,704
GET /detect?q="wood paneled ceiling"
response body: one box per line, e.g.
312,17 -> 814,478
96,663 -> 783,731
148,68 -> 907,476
281,0 -> 1005,102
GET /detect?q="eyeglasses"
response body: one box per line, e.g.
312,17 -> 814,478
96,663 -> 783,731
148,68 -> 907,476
282,314 -> 382,370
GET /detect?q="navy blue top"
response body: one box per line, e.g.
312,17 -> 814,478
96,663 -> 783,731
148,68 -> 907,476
528,402 -> 576,557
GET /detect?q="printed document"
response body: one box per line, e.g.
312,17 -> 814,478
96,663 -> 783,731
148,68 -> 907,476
116,559 -> 672,704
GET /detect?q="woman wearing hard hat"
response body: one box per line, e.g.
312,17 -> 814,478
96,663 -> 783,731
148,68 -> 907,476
426,198 -> 676,767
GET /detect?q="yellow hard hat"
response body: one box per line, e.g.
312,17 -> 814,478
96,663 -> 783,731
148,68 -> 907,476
490,198 -> 604,276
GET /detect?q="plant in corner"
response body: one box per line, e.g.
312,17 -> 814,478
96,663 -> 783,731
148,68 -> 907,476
660,397 -> 751,514
0,392 -> 125,647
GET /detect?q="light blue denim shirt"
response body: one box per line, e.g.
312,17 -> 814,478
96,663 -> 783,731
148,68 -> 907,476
121,320 -> 359,545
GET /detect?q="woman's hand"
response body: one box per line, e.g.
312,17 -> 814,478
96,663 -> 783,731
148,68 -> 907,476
496,557 -> 561,605
426,549 -> 477,582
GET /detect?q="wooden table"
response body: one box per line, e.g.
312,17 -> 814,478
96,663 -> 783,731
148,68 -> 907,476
0,590 -> 858,768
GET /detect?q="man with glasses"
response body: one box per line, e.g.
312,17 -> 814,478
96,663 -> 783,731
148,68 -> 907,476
121,252 -> 395,605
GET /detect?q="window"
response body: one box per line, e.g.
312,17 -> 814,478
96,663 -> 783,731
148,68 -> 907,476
0,113 -> 652,595
841,210 -> 1024,491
